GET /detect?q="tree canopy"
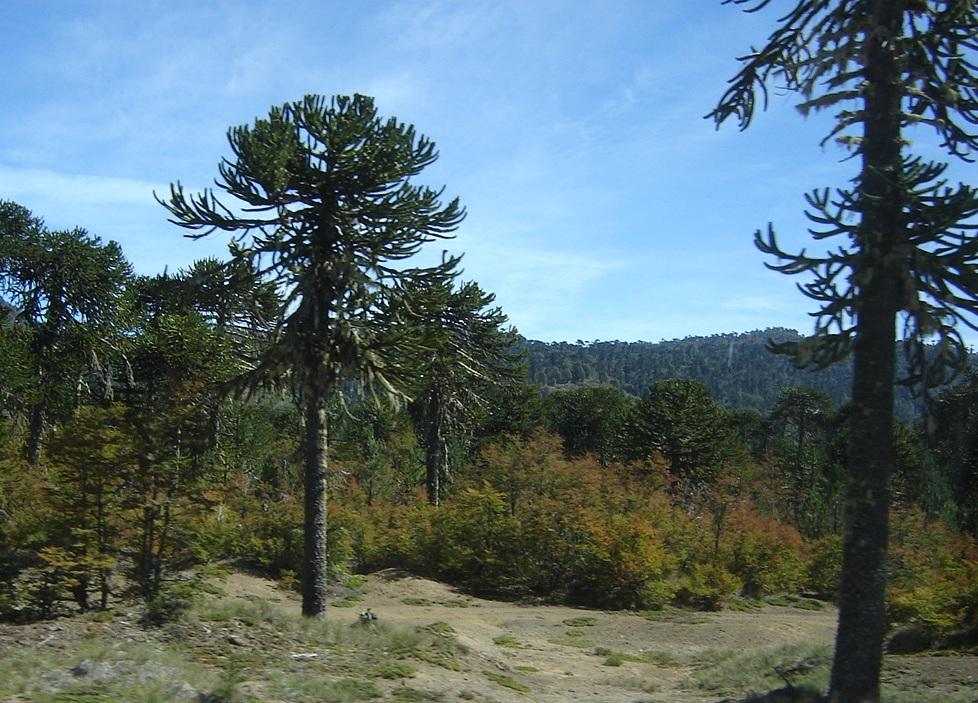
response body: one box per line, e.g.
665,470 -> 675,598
0,201 -> 132,465
159,93 -> 465,615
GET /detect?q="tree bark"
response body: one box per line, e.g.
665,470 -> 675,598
829,3 -> 904,701
425,403 -> 444,507
26,401 -> 44,466
831,296 -> 897,703
302,388 -> 330,616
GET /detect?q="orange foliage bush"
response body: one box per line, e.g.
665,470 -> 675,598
886,508 -> 978,631
725,504 -> 808,598
337,431 -> 769,609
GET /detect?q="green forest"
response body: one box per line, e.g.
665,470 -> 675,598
2,3 -> 978,703
521,330 -> 931,420
1,195 -> 977,666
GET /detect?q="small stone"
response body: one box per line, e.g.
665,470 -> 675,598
227,634 -> 246,646
72,660 -> 94,676
165,682 -> 200,702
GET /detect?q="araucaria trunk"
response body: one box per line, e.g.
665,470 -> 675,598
425,407 -> 444,507
26,402 -> 44,466
830,2 -> 903,700
302,389 -> 330,616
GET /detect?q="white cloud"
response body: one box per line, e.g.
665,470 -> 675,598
0,165 -> 163,207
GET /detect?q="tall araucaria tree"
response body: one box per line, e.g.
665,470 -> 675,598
710,2 -> 978,701
408,280 -> 518,506
0,201 -> 132,465
159,94 -> 464,616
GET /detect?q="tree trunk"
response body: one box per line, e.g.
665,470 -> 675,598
302,389 -> 329,616
829,3 -> 904,701
830,296 -> 897,703
97,483 -> 110,610
26,402 -> 44,466
425,406 -> 444,507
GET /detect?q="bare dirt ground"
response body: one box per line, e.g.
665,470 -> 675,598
1,567 -> 975,702
357,569 -> 834,703
223,567 -> 978,703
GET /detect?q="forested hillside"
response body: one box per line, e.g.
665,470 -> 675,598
521,329 -> 923,419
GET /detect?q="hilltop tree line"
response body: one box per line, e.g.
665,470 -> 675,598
520,331 -> 932,421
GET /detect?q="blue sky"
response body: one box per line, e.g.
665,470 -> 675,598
1,1 -> 973,343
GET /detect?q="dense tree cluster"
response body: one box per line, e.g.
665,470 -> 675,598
1,215 -> 974,634
522,331 -> 932,420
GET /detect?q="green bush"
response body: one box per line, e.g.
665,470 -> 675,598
676,562 -> 741,610
886,510 -> 978,632
727,508 -> 807,598
807,534 -> 842,600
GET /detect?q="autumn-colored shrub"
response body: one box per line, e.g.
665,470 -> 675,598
421,485 -> 515,591
508,496 -> 591,596
351,496 -> 431,573
807,533 -> 842,600
886,509 -> 978,632
341,434 -> 698,609
726,505 -> 807,598
676,562 -> 742,610
570,510 -> 678,609
0,453 -> 53,619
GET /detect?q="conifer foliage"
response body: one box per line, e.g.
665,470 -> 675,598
0,201 -> 132,466
159,94 -> 465,616
407,280 -> 518,505
711,2 -> 978,701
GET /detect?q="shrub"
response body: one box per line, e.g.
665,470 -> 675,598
570,511 -> 678,609
676,562 -> 741,610
420,485 -> 513,590
886,509 -> 978,632
726,506 -> 807,598
807,533 -> 842,600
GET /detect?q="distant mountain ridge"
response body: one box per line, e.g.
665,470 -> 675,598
520,328 -> 922,419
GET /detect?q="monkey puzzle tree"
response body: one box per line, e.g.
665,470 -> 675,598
408,280 -> 518,506
0,201 -> 132,465
159,94 -> 464,615
769,387 -> 836,537
711,2 -> 978,700
545,385 -> 632,464
628,379 -> 738,503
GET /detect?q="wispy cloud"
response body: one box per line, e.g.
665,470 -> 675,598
2,0 -> 930,343
0,165 -> 162,207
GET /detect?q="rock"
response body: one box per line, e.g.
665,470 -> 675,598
887,623 -> 935,654
71,659 -> 94,676
289,652 -> 319,660
164,682 -> 200,701
938,623 -> 978,650
71,659 -> 118,679
137,661 -> 180,683
227,634 -> 246,646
